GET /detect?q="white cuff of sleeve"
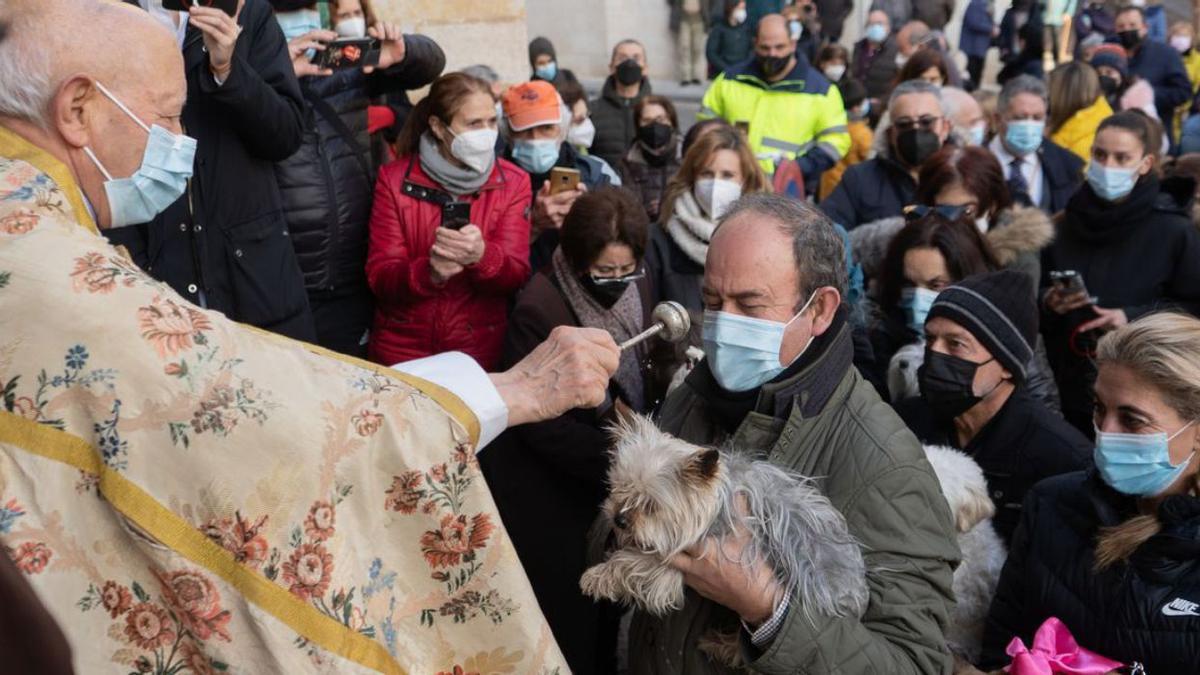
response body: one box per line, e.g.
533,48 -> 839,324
744,592 -> 790,649
392,352 -> 508,451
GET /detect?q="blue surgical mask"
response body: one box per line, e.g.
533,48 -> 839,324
900,286 -> 938,336
968,123 -> 987,146
1094,421 -> 1197,497
865,23 -> 888,43
854,99 -> 871,120
1087,161 -> 1140,202
276,8 -> 321,42
789,19 -> 803,40
82,81 -> 197,228
702,291 -> 818,392
534,62 -> 558,81
512,138 -> 561,175
1004,120 -> 1044,156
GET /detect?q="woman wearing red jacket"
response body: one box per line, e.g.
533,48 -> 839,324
367,73 -> 531,369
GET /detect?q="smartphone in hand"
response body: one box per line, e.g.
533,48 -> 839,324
1050,270 -> 1091,302
162,0 -> 238,16
441,202 -> 472,230
549,167 -> 581,195
310,38 -> 382,70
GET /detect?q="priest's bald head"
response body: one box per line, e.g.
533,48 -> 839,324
0,0 -> 186,229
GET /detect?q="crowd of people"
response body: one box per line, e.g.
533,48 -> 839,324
3,0 -> 1200,673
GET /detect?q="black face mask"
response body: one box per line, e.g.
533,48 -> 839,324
894,128 -> 942,168
1118,29 -> 1142,50
1098,75 -> 1120,96
918,351 -> 994,420
637,122 -> 674,150
615,59 -> 644,86
581,274 -> 631,309
758,54 -> 793,78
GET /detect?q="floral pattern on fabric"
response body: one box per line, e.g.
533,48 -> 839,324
78,569 -> 232,675
0,150 -> 567,673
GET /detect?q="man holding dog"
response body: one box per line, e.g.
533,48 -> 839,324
628,193 -> 960,673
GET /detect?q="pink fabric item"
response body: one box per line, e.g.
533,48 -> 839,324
1005,617 -> 1125,675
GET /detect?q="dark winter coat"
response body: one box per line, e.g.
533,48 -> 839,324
644,222 -> 705,313
706,18 -> 754,77
618,141 -> 680,222
364,154 -> 531,370
589,76 -> 653,170
1129,38 -> 1194,137
960,0 -> 995,59
277,36 -> 444,298
851,36 -> 900,102
104,0 -> 313,341
820,152 -> 916,229
480,270 -> 656,675
1042,175 -> 1200,433
626,311 -> 960,673
896,388 -> 1093,545
981,472 -> 1200,673
815,0 -> 854,42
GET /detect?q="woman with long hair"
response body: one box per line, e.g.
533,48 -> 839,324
1047,61 -> 1114,162
644,123 -> 768,312
982,312 -> 1200,673
366,73 -> 531,369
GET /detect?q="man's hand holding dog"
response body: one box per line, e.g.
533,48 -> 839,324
670,524 -> 784,626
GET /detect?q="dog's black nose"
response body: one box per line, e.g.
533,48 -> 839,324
613,513 -> 628,530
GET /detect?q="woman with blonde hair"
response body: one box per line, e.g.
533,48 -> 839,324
643,122 -> 768,312
981,312 -> 1200,672
1048,61 -> 1114,162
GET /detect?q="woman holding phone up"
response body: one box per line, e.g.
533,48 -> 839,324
1041,112 -> 1200,437
366,73 -> 532,369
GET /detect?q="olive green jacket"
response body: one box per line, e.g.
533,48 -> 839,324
629,321 -> 960,674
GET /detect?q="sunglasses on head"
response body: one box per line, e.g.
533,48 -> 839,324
892,115 -> 942,132
903,204 -> 970,222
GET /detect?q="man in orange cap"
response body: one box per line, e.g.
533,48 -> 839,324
502,80 -> 616,273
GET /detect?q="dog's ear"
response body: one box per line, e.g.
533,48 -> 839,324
681,447 -> 720,484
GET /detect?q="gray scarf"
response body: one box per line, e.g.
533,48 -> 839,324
418,132 -> 491,196
551,248 -> 646,411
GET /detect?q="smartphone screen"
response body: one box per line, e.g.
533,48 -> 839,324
311,38 -> 382,70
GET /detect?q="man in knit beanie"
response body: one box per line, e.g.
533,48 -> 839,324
895,269 -> 1092,544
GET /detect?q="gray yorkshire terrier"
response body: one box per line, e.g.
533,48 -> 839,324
581,416 -> 868,666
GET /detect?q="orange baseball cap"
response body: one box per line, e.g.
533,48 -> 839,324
502,80 -> 563,132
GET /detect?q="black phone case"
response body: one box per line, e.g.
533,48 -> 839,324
441,203 -> 471,230
311,38 -> 382,70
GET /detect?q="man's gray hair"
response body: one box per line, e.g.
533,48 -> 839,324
0,15 -> 53,125
718,193 -> 848,301
888,79 -> 948,117
998,75 -> 1048,114
461,64 -> 499,84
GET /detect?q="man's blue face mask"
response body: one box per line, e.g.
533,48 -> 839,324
82,81 -> 197,228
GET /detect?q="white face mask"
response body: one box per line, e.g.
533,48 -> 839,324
568,118 -> 596,149
975,216 -> 989,233
335,16 -> 367,38
731,7 -> 748,25
693,178 -> 742,219
1171,35 -> 1193,53
895,53 -> 909,68
823,64 -> 847,81
446,125 -> 499,175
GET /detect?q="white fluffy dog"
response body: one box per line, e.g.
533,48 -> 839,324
924,445 -> 1007,665
887,340 -> 925,403
581,416 -> 868,666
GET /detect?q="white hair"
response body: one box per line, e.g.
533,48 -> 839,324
0,10 -> 54,125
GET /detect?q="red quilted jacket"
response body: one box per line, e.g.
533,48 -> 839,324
366,154 -> 531,369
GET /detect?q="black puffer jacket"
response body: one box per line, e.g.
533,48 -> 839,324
618,139 -> 680,222
1042,175 -> 1200,434
275,35 -> 445,295
589,76 -> 652,170
982,471 -> 1200,672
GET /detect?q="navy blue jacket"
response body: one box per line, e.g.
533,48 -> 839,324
1129,38 -> 1193,131
820,154 -> 916,230
1037,139 -> 1085,215
960,0 -> 994,59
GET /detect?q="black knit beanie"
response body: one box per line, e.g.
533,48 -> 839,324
926,269 -> 1039,383
528,37 -> 557,68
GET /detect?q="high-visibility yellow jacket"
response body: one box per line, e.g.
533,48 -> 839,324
699,57 -> 850,178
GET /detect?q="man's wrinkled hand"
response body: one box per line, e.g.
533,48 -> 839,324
531,182 -> 585,235
492,326 -> 619,427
